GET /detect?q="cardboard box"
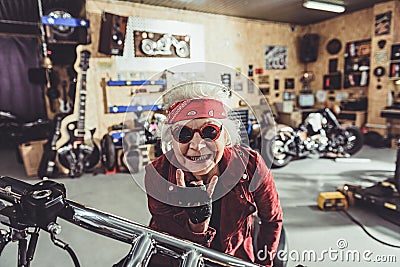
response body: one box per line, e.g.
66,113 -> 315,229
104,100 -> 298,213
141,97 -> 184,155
391,138 -> 398,149
278,110 -> 302,128
275,101 -> 294,113
18,140 -> 47,177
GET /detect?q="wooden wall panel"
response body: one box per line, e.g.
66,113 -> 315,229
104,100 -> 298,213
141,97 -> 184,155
307,9 -> 372,103
363,1 -> 400,136
85,0 -> 305,137
82,0 -> 400,138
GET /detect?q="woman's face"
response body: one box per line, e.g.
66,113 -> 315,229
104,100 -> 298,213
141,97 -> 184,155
171,118 -> 227,177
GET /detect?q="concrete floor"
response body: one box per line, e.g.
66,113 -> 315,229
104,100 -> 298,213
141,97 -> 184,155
0,145 -> 399,266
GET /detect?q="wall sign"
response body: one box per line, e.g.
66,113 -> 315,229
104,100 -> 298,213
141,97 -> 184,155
375,12 -> 391,36
248,79 -> 255,93
374,50 -> 388,63
115,17 -> 204,71
284,78 -> 294,89
221,73 -> 231,89
265,46 -> 288,70
134,31 -> 190,58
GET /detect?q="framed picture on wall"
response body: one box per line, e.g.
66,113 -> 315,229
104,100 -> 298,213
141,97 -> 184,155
344,39 -> 371,88
375,12 -> 391,36
234,81 -> 243,91
284,78 -> 295,89
390,44 -> 400,61
248,79 -> 255,93
265,46 -> 288,69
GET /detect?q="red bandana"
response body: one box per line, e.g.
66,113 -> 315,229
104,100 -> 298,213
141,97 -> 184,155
167,98 -> 227,123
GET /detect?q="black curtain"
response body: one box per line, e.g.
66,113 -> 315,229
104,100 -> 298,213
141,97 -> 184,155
0,36 -> 46,122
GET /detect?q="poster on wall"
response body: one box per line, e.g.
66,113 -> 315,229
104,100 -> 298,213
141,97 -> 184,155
375,12 -> 391,36
344,39 -> 371,88
265,46 -> 288,70
115,17 -> 205,71
134,31 -> 190,58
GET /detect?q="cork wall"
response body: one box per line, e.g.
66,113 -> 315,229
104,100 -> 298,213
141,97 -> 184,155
85,0 -> 306,137
308,1 -> 400,135
81,0 -> 398,138
306,8 -> 372,97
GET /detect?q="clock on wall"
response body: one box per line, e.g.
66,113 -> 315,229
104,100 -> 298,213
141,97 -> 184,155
326,38 -> 342,55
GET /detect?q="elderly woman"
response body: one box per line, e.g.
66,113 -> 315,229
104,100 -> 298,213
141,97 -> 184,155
144,81 -> 282,267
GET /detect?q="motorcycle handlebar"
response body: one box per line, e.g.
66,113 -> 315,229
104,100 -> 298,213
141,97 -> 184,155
0,176 -> 261,267
0,176 -> 33,194
0,176 -> 32,203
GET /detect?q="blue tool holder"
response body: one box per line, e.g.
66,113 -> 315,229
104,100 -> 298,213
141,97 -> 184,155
107,80 -> 167,86
42,16 -> 90,28
109,104 -> 163,113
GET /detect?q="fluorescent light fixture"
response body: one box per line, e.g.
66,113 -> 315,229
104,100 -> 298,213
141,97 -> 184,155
303,0 -> 346,13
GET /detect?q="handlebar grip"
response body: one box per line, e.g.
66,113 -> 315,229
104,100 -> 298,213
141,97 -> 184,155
0,176 -> 33,196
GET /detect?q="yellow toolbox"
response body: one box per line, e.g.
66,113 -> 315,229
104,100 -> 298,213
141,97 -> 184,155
318,191 -> 348,211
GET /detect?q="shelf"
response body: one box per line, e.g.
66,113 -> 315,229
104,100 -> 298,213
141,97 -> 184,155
108,104 -> 163,114
337,110 -> 367,128
107,80 -> 167,86
101,77 -> 166,114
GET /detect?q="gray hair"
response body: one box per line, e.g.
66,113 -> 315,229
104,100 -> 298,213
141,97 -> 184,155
160,81 -> 243,150
163,81 -> 230,108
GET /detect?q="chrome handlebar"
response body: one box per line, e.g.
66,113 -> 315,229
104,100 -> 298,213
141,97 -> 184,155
0,176 -> 260,267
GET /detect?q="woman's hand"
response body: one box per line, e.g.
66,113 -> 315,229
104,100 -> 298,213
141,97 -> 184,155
175,169 -> 218,232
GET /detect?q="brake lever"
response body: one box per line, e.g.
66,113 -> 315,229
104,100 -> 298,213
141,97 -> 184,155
26,227 -> 40,263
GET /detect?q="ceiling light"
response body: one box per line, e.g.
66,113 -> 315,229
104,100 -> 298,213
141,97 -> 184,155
303,0 -> 346,13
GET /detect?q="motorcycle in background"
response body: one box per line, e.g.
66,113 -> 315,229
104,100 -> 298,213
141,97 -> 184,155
271,108 -> 364,168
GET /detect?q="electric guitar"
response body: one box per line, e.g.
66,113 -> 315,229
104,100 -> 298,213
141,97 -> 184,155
38,114 -> 64,179
56,46 -> 100,178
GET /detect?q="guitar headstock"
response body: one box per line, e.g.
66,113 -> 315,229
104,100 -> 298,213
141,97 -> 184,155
79,50 -> 91,71
74,44 -> 91,72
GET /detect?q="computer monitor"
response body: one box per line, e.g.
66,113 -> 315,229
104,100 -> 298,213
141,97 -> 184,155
298,93 -> 315,108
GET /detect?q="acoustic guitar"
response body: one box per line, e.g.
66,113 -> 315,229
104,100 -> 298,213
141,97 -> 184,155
56,45 -> 100,178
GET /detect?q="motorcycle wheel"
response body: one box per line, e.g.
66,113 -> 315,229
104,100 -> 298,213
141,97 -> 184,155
271,132 -> 293,168
101,134 -> 116,171
343,126 -> 364,155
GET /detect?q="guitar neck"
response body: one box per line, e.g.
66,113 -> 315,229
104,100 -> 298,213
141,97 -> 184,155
77,69 -> 87,134
56,46 -> 91,150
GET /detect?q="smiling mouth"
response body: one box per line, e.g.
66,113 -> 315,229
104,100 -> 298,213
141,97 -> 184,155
187,154 -> 213,161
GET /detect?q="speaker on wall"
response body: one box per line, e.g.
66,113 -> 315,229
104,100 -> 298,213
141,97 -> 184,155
99,12 -> 128,56
43,0 -> 89,45
299,34 -> 320,63
45,22 -> 89,45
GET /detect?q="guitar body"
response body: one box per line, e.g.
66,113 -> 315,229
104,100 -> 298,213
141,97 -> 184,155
56,113 -> 91,150
57,121 -> 100,178
55,46 -> 100,178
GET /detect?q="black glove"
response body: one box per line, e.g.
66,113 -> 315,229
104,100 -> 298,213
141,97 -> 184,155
185,183 -> 212,224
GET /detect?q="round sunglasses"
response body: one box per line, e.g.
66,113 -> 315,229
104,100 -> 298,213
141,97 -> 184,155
171,123 -> 223,144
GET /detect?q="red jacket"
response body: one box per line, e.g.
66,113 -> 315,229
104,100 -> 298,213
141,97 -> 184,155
145,145 -> 283,266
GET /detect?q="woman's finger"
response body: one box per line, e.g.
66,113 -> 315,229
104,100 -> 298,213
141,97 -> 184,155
207,175 -> 219,197
176,169 -> 186,187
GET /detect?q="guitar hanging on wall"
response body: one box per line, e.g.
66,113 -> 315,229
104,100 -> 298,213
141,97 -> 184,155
56,46 -> 100,178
